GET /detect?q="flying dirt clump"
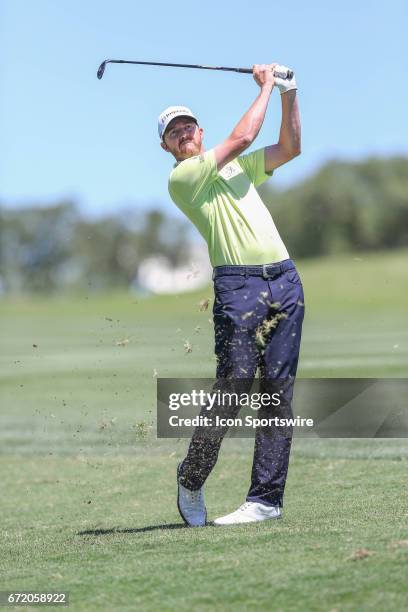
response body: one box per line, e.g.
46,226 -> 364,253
255,313 -> 288,348
183,339 -> 193,354
198,298 -> 210,311
132,420 -> 153,440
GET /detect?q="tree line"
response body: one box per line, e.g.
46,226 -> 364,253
260,156 -> 408,257
0,156 -> 407,293
0,206 -> 190,293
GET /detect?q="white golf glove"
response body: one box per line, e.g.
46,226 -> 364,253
273,65 -> 297,94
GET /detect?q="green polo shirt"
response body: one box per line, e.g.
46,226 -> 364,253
168,147 -> 289,267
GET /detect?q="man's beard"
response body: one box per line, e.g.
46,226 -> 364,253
179,141 -> 198,159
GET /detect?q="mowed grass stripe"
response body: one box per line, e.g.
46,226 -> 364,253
301,355 -> 407,368
0,454 -> 407,611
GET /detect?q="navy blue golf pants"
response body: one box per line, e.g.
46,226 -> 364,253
178,259 -> 305,507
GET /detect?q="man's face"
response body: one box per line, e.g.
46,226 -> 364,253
161,116 -> 204,161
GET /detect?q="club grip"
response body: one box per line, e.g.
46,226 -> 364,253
239,67 -> 294,79
274,68 -> 294,80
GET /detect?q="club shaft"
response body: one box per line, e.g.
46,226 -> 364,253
97,59 -> 293,80
103,59 -> 252,73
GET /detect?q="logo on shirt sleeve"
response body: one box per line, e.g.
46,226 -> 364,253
220,164 -> 241,179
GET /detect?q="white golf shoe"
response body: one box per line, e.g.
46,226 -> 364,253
214,501 -> 282,525
177,468 -> 207,527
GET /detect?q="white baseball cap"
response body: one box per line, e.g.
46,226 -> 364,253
158,105 -> 198,140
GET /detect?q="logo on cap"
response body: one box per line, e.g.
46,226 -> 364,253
158,106 -> 198,139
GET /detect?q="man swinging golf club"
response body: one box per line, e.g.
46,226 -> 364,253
159,63 -> 304,526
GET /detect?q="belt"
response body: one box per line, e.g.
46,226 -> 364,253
212,259 -> 295,280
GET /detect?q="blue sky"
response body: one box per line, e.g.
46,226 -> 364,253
1,0 -> 407,217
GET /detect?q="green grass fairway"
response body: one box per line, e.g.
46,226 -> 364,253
1,250 -> 407,610
1,451 -> 407,611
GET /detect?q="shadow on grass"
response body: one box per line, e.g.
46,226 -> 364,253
77,522 -> 214,536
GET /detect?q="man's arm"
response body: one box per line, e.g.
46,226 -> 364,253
264,89 -> 301,172
213,64 -> 276,172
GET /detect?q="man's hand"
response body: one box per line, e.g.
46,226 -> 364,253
273,65 -> 297,95
214,64 -> 276,171
252,64 -> 277,90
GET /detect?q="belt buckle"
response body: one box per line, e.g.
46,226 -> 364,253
262,264 -> 270,279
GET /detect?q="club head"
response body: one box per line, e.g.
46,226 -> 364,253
97,61 -> 107,80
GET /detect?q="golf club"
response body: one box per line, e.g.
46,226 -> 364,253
97,59 -> 293,81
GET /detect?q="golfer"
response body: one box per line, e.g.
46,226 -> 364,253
159,63 -> 304,526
